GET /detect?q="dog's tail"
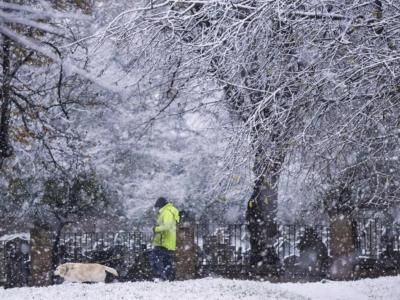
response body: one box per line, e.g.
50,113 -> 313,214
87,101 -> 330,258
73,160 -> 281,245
104,266 -> 118,277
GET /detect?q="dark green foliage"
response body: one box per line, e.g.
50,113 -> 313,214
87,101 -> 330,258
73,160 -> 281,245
41,172 -> 108,217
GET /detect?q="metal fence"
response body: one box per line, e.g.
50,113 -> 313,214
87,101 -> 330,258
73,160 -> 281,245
0,240 -> 30,288
192,220 -> 400,263
2,219 -> 400,287
55,231 -> 154,282
188,220 -> 400,280
355,219 -> 400,256
58,231 -> 152,264
0,241 -> 5,286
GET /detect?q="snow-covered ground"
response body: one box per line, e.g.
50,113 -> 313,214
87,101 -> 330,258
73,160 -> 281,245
1,276 -> 400,300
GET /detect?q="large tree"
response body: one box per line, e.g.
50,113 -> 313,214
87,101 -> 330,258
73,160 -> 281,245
99,0 -> 400,270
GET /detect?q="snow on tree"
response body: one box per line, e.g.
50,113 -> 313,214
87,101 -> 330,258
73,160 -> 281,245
0,1 -> 128,233
97,0 -> 400,268
0,0 -> 253,228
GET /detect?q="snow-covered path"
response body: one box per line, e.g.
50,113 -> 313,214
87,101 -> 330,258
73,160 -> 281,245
1,276 -> 399,300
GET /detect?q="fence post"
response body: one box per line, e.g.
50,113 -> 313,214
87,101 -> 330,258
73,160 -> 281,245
30,225 -> 53,286
329,215 -> 357,280
176,211 -> 196,280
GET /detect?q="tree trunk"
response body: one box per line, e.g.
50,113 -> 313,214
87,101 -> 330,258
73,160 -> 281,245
51,221 -> 66,270
246,144 -> 283,276
0,34 -> 13,165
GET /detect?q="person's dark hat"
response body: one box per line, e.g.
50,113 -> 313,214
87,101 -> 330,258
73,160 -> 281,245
154,197 -> 168,208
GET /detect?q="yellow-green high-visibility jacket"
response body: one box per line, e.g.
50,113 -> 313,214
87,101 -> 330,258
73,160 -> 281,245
152,203 -> 180,251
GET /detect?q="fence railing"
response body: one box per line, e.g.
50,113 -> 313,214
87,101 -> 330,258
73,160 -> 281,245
1,219 -> 400,287
58,231 -> 152,264
0,239 -> 30,288
0,241 -> 5,286
356,219 -> 400,256
192,220 -> 400,263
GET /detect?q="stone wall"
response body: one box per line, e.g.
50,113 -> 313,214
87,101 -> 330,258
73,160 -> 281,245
30,227 -> 53,286
176,222 -> 196,280
329,215 -> 357,280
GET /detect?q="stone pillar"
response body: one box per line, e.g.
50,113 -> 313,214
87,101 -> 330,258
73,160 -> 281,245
30,226 -> 53,286
329,215 -> 357,280
176,221 -> 196,280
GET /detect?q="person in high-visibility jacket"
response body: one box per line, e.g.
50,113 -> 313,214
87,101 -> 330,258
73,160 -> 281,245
151,197 -> 180,281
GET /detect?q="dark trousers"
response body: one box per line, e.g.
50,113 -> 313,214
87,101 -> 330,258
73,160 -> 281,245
151,246 -> 175,281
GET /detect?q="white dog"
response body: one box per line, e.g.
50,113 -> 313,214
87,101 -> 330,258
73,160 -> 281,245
54,263 -> 118,283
